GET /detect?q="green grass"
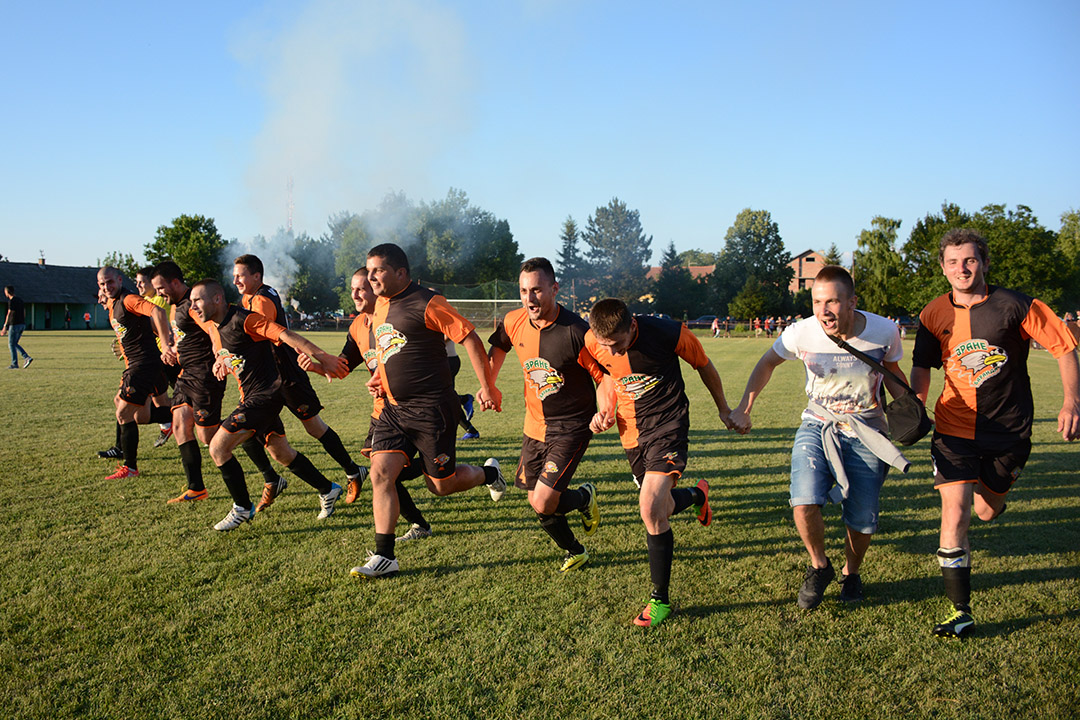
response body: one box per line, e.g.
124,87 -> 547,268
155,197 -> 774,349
1,330 -> 1078,719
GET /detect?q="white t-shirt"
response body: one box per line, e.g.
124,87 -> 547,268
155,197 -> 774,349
772,311 -> 902,424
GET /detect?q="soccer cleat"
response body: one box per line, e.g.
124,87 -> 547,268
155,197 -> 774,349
933,609 -> 975,639
153,426 -> 173,448
396,523 -> 433,542
105,464 -> 139,480
167,488 -> 209,504
22,357 -> 33,369
98,446 -> 123,459
559,549 -> 589,573
797,560 -> 836,610
633,598 -> 673,627
484,458 -> 506,501
461,430 -> 480,440
255,476 -> 288,513
462,394 -> 475,421
351,552 -> 399,578
694,479 -> 712,527
345,467 -> 368,504
317,483 -> 342,519
214,504 -> 254,531
839,573 -> 863,603
578,482 -> 600,536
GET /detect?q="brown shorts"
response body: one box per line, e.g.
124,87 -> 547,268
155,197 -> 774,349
118,363 -> 168,405
515,431 -> 592,492
624,418 -> 689,482
931,432 -> 1031,496
221,394 -> 286,446
370,395 -> 458,481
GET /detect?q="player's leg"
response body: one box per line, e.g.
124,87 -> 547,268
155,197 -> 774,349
168,401 -> 208,503
208,420 -> 258,530
352,449 -> 408,578
395,461 -> 432,540
635,471 -> 677,627
931,433 -> 982,637
265,430 -> 342,519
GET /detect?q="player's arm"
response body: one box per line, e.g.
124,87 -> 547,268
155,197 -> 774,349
590,375 -> 617,433
696,360 -> 735,430
730,348 -> 787,434
461,331 -> 502,412
910,319 -> 941,405
278,329 -> 348,379
1056,350 -> 1080,441
488,346 -> 508,381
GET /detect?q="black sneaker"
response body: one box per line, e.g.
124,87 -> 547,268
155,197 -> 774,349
797,560 -> 835,610
98,446 -> 123,459
839,573 -> 863,603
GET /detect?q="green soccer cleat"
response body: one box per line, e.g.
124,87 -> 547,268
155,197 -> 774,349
633,598 -> 673,628
579,482 -> 600,536
933,609 -> 975,639
559,549 -> 589,573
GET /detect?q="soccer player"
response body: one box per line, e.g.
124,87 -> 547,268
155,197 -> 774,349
189,280 -> 346,531
150,261 -> 229,504
137,267 -> 177,448
910,228 -> 1079,638
487,257 -> 603,572
729,266 -> 911,610
585,298 -> 733,627
349,243 -> 506,578
232,254 -> 366,512
97,266 -> 176,479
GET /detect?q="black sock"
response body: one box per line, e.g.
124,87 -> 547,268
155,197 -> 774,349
318,427 -> 360,476
218,457 -> 251,509
396,479 -> 429,528
178,440 -> 204,492
121,421 -> 139,470
538,512 -> 584,554
287,452 -> 332,494
942,567 -> 972,613
150,404 -> 173,424
482,465 -> 500,485
646,529 -> 674,604
671,487 -> 698,515
114,421 -> 122,448
375,532 -> 396,560
399,463 -> 424,482
555,487 -> 587,514
242,438 -> 279,484
459,417 -> 478,434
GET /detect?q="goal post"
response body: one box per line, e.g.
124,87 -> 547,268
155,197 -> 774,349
446,298 -> 523,332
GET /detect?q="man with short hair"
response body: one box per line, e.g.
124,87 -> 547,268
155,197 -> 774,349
190,279 -> 346,531
910,228 -> 1079,638
730,265 -> 911,610
488,258 -> 604,573
232,254 -> 366,512
2,285 -> 33,369
586,298 -> 734,627
137,266 -> 176,448
349,243 -> 506,579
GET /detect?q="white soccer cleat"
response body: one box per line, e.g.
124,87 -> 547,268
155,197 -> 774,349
396,523 -> 433,542
484,458 -> 506,502
214,504 -> 254,531
318,483 -> 342,520
350,552 -> 399,578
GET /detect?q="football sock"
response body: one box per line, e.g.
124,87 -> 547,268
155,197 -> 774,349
218,457 -> 251,509
646,529 -> 674,605
241,439 -> 280,485
482,465 -> 501,485
396,480 -> 429,529
114,421 -> 122,447
671,487 -> 698,515
287,452 -> 333,494
938,547 -> 971,612
150,404 -> 173,424
459,417 -> 478,434
375,532 -> 396,560
178,440 -> 205,492
121,421 -> 139,470
318,427 -> 360,476
537,512 -> 584,554
399,463 -> 424,482
555,487 -> 587,514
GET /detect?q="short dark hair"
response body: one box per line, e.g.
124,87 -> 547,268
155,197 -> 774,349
191,279 -> 225,297
813,265 -> 855,299
137,266 -> 155,280
939,228 -> 989,265
234,254 -> 264,277
589,298 -> 633,338
367,243 -> 410,274
353,266 -> 368,277
520,257 -> 557,284
4,285 -> 14,295
152,261 -> 185,284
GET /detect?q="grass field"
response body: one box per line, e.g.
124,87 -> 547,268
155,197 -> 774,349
1,330 -> 1077,720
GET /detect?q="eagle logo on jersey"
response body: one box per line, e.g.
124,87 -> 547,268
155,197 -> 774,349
662,451 -> 680,465
434,453 -> 450,469
523,358 -> 564,400
617,373 -> 661,400
375,324 -> 408,362
217,348 -> 245,375
363,348 -> 379,372
948,339 -> 1008,388
171,321 -> 186,343
111,318 -> 128,341
544,461 -> 560,475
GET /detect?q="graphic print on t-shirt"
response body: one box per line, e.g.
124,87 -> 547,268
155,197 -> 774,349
948,339 -> 1007,388
617,373 -> 662,400
523,357 -> 565,399
375,324 -> 408,361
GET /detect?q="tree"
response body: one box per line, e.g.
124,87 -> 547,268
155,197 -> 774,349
851,216 -> 907,316
653,241 -> 699,319
144,214 -> 228,284
1058,208 -> 1080,311
556,216 -> 590,312
972,204 -> 1065,307
676,248 -> 720,266
581,197 -> 653,304
418,188 -> 522,288
96,251 -> 140,280
823,243 -> 843,266
899,202 -> 971,313
706,208 -> 792,316
289,232 -> 342,314
331,192 -> 422,308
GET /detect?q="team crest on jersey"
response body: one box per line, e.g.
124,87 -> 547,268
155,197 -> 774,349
111,319 -> 128,340
948,339 -> 1008,388
363,348 -> 379,372
375,324 -> 408,361
217,348 -> 245,375
617,373 -> 661,400
171,322 -> 186,343
523,358 -> 565,400
544,460 -> 560,475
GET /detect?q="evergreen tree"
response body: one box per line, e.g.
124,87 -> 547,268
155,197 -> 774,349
581,197 -> 653,304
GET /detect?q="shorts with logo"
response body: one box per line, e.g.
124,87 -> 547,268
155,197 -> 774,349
515,431 -> 592,492
221,393 -> 286,446
171,372 -> 227,427
370,394 -> 458,481
931,431 -> 1032,495
118,362 -> 169,405
280,374 -> 323,421
624,418 -> 689,483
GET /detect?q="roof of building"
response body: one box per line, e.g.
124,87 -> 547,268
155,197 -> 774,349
645,264 -> 715,281
0,261 -> 134,304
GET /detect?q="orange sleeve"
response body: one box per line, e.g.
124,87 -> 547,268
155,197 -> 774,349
188,307 -> 217,336
243,312 -> 286,344
1021,300 -> 1079,359
577,346 -> 606,385
583,331 -> 611,376
675,325 -> 710,369
123,294 -> 160,317
206,323 -> 223,355
424,295 -> 475,343
245,294 -> 278,319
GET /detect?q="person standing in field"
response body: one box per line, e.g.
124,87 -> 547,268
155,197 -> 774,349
2,286 -> 33,369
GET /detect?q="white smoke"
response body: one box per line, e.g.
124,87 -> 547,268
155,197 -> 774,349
223,231 -> 298,301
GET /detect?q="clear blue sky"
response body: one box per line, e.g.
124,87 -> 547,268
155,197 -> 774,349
3,0 -> 1078,270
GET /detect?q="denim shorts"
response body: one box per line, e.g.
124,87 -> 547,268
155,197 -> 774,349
789,419 -> 888,534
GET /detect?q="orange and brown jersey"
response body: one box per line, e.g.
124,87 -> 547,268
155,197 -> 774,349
489,305 -> 603,441
108,288 -> 162,367
913,285 -> 1078,440
372,282 -> 474,405
171,290 -> 216,378
242,285 -> 307,385
584,315 -> 710,449
207,305 -> 286,402
341,312 -> 384,418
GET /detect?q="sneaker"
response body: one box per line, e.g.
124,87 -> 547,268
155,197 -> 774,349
318,483 -> 342,519
461,430 -> 480,440
153,426 -> 173,448
838,573 -> 863,603
105,464 -> 139,480
6,364 -> 17,369
797,560 -> 835,610
633,598 -> 673,627
255,476 -> 288,513
98,446 -> 123,459
214,504 -> 254,531
484,458 -> 506,501
396,523 -> 433,542
694,479 -> 712,527
462,394 -> 475,421
167,488 -> 209,504
22,357 -> 33,369
350,552 -> 399,578
559,549 -> 589,573
933,609 -> 975,639
578,482 -> 599,536
345,467 -> 368,504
